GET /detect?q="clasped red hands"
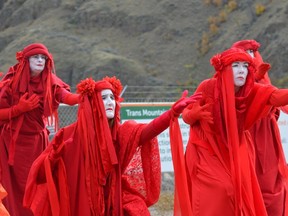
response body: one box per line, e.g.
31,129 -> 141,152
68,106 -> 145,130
16,92 -> 40,113
189,101 -> 213,124
172,90 -> 202,115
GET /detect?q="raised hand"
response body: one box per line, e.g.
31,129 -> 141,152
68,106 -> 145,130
15,92 -> 40,113
255,62 -> 271,81
187,101 -> 213,124
172,90 -> 202,115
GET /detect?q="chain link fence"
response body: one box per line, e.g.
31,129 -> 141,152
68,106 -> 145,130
48,85 -> 197,139
47,104 -> 78,140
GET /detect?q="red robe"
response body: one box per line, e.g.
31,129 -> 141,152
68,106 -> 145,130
182,78 -> 287,216
23,120 -> 161,216
0,71 -> 71,216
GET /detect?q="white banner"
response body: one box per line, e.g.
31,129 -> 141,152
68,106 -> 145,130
278,111 -> 288,160
121,103 -> 288,172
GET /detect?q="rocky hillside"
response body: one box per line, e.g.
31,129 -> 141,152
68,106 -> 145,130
0,0 -> 287,97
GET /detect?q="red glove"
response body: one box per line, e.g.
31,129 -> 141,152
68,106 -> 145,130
14,92 -> 39,114
139,91 -> 202,144
182,101 -> 213,125
172,90 -> 202,116
0,92 -> 39,120
255,62 -> 271,81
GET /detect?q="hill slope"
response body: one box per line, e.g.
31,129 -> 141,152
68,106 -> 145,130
0,0 -> 287,96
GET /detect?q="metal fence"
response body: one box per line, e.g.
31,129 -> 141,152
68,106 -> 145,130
47,104 -> 78,140
48,85 -> 197,139
121,85 -> 197,102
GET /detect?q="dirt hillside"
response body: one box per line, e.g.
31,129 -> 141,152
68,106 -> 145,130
0,0 -> 287,96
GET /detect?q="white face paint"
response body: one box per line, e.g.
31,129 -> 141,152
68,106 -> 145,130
29,54 -> 47,77
246,49 -> 255,58
101,89 -> 116,119
232,61 -> 249,91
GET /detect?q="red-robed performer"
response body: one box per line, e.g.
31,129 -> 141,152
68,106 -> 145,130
23,76 -> 201,216
232,39 -> 288,216
171,47 -> 288,216
0,43 -> 79,216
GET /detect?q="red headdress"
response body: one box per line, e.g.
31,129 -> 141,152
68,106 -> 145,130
231,40 -> 271,84
76,76 -> 122,214
231,39 -> 264,66
232,40 -> 260,52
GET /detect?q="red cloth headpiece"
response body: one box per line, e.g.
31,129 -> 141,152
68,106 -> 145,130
231,40 -> 270,84
231,40 -> 263,64
16,43 -> 52,61
231,40 -> 260,52
211,47 -> 254,72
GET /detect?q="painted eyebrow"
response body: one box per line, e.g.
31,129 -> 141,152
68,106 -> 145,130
101,93 -> 114,97
232,61 -> 248,64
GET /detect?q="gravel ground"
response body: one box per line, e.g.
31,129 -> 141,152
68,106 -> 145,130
148,190 -> 174,216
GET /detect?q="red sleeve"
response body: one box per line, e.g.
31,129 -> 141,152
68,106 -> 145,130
55,87 -> 79,105
269,89 -> 288,107
139,110 -> 171,145
62,91 -> 80,105
0,106 -> 18,120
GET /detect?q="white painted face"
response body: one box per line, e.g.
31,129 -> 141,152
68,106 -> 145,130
29,54 -> 47,77
101,89 -> 116,119
246,49 -> 255,58
232,61 -> 249,91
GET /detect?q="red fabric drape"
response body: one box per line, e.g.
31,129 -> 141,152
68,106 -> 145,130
169,114 -> 192,216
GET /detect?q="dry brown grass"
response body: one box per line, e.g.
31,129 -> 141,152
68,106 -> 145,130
149,191 -> 174,216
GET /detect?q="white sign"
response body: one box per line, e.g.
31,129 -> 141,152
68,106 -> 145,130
121,103 -> 288,173
278,111 -> 288,160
